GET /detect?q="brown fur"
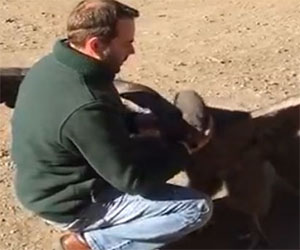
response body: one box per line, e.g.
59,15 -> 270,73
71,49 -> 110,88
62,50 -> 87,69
187,100 -> 300,248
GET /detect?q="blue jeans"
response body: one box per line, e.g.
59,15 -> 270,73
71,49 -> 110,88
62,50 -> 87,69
59,184 -> 213,250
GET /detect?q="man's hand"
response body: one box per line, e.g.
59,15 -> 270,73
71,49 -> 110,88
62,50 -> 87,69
181,115 -> 214,154
122,97 -> 160,136
135,113 -> 160,135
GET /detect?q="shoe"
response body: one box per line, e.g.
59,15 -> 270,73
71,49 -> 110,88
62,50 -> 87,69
60,233 -> 90,250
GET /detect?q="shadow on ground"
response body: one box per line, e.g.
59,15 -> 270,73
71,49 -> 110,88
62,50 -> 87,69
165,190 -> 299,249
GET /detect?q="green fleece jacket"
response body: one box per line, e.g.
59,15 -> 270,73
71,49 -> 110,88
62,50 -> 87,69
11,39 -> 189,223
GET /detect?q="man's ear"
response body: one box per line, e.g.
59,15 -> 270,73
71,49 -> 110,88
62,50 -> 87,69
85,36 -> 107,59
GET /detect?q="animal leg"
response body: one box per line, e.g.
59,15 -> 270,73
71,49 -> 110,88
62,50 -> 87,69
247,215 -> 270,249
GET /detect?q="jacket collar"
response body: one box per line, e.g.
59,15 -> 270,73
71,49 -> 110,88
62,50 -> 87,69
53,39 -> 115,81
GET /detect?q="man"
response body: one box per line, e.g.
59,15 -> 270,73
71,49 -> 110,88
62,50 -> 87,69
11,0 -> 212,249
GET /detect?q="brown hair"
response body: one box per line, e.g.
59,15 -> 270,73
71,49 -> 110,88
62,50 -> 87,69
67,0 -> 139,47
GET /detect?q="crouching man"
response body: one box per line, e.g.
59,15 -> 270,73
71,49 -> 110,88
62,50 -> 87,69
11,0 -> 212,249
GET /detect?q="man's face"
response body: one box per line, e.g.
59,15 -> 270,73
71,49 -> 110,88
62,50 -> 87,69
101,19 -> 136,74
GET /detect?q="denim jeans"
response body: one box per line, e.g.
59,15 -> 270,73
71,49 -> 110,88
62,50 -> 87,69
57,184 -> 212,250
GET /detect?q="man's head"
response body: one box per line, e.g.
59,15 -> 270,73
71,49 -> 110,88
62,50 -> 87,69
67,0 -> 139,73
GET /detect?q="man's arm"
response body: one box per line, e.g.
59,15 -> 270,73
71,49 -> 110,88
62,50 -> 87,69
61,101 -> 189,195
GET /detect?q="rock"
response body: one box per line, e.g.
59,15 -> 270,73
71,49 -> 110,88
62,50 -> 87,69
277,48 -> 289,54
206,56 -> 231,64
239,83 -> 246,89
203,15 -> 215,23
290,72 -> 297,77
0,233 -> 7,238
255,104 -> 261,109
175,61 -> 187,67
21,243 -> 28,248
244,77 -> 253,82
0,150 -> 9,157
270,82 -> 279,86
8,162 -> 15,169
10,229 -> 18,234
189,77 -> 197,83
169,32 -> 178,38
5,18 -> 16,23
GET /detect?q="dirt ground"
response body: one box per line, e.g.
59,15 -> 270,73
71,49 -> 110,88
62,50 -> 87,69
0,0 -> 299,249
